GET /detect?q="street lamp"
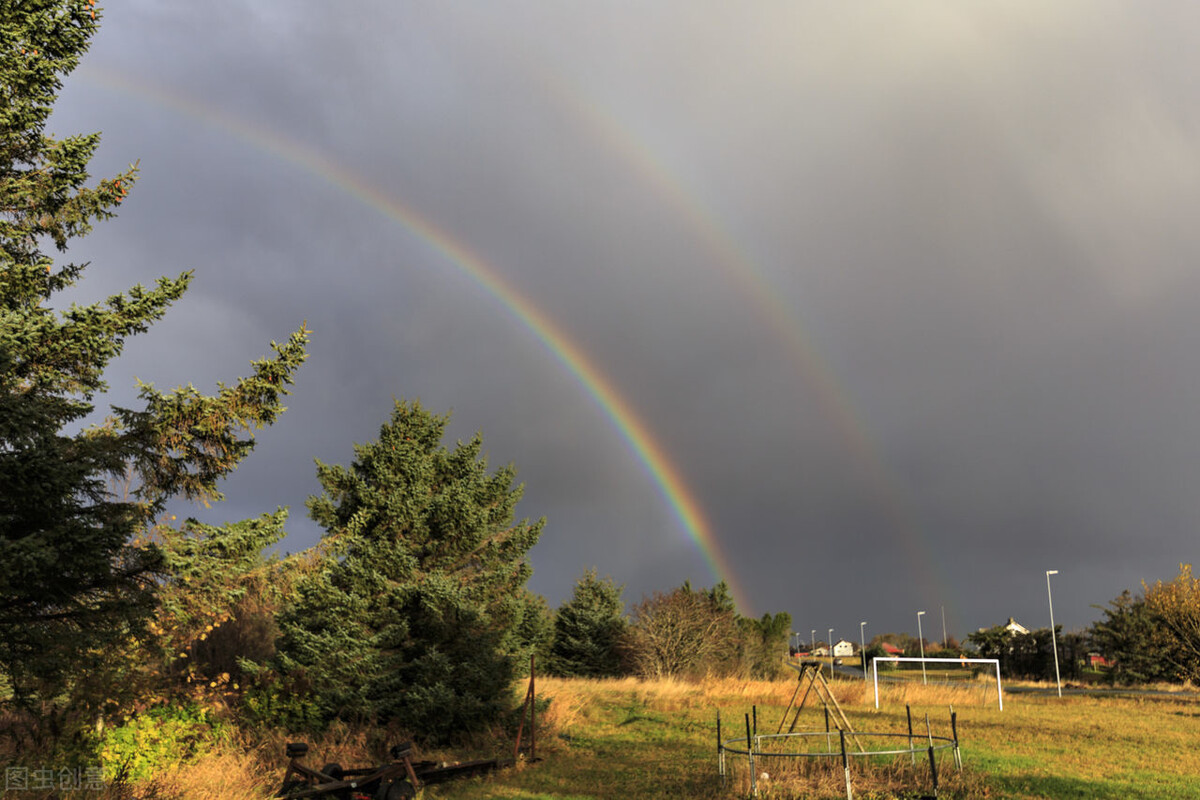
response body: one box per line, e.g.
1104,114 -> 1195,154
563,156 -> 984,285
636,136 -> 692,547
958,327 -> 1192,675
811,630 -> 816,655
828,628 -> 834,676
1047,570 -> 1062,698
860,621 -> 868,681
941,606 -> 948,648
917,611 -> 927,685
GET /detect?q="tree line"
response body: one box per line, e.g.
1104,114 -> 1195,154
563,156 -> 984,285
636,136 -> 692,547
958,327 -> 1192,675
959,564 -> 1200,685
546,571 -> 791,682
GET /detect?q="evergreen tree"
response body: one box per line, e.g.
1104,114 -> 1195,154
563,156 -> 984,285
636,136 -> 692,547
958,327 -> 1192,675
151,511 -> 296,683
549,569 -> 626,677
739,611 -> 792,678
0,1 -> 308,702
275,400 -> 543,742
509,588 -> 554,677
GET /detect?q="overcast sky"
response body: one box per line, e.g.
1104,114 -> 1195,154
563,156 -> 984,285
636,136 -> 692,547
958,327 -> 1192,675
49,1 -> 1200,642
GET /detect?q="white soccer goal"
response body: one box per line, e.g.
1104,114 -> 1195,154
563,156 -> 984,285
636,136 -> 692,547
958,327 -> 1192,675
871,657 -> 1003,710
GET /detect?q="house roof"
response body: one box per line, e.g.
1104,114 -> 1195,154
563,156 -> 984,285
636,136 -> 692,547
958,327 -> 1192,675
881,642 -> 904,654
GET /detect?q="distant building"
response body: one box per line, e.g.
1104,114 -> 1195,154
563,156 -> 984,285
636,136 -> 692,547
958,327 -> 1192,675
813,645 -> 830,656
833,639 -> 855,657
881,642 -> 904,656
1004,617 -> 1030,636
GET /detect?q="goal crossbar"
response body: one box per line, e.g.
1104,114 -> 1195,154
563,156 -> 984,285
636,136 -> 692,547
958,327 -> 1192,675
872,657 -> 1003,711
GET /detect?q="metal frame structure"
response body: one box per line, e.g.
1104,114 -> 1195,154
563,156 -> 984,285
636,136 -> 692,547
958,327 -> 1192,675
871,656 -> 1003,710
719,707 -> 962,800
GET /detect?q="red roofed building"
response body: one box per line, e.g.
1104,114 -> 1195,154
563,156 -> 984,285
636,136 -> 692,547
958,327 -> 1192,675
881,642 -> 904,656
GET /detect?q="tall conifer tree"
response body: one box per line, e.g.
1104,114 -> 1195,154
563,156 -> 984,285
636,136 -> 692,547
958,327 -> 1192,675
276,400 -> 543,742
549,569 -> 626,677
0,1 -> 308,699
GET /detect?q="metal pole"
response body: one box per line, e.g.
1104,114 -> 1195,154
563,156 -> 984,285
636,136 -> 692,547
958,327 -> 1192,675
840,729 -> 853,800
925,713 -> 939,797
860,621 -> 867,682
811,630 -> 816,657
951,710 -> 961,771
829,628 -> 834,677
906,704 -> 915,765
873,658 -> 880,709
717,710 -> 724,781
1047,569 -> 1062,698
745,713 -> 755,798
917,611 -> 927,685
941,606 -> 948,649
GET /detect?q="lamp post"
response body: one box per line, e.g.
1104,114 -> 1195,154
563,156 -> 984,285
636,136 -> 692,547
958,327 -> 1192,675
860,621 -> 868,681
811,630 -> 816,655
1047,570 -> 1062,698
917,611 -> 927,685
828,628 -> 834,676
941,606 -> 948,648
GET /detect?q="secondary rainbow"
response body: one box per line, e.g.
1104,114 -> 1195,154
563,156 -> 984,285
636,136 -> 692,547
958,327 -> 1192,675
78,66 -> 754,613
540,73 -> 952,621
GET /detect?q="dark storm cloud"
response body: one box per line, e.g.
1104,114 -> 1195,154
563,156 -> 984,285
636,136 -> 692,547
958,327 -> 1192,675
48,1 -> 1200,640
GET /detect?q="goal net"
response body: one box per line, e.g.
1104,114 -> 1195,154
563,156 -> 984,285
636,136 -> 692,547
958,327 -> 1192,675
871,656 -> 1003,710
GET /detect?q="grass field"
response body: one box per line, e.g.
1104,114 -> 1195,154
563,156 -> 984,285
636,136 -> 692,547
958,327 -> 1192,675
48,673 -> 1199,799
419,675 -> 1200,800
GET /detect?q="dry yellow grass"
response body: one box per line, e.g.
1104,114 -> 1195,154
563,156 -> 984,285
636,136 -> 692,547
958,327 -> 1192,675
433,673 -> 1200,799
21,673 -> 1197,798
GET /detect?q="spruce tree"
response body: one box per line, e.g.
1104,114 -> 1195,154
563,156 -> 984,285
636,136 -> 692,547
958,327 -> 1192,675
739,611 -> 792,678
0,1 -> 308,701
276,400 -> 543,742
549,569 -> 626,677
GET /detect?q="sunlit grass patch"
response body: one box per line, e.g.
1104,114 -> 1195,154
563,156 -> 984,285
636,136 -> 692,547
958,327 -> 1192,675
429,673 -> 1200,800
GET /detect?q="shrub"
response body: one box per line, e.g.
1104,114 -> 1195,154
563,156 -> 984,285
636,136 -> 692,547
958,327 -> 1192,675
97,704 -> 228,783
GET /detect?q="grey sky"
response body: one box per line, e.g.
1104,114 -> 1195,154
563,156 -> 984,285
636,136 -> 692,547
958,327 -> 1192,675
50,1 -> 1200,641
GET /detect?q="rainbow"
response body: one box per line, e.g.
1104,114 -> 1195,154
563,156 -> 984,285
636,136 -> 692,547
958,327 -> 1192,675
538,74 -> 953,624
76,66 -> 754,613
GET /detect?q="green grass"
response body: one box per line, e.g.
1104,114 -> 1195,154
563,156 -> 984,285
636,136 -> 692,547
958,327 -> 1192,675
421,675 -> 1200,800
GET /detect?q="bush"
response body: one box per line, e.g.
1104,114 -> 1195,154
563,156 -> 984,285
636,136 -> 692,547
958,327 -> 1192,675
237,670 -> 325,732
97,704 -> 229,783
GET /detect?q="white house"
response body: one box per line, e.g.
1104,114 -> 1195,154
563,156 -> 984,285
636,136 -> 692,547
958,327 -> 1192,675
832,639 -> 855,658
1003,617 -> 1029,635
